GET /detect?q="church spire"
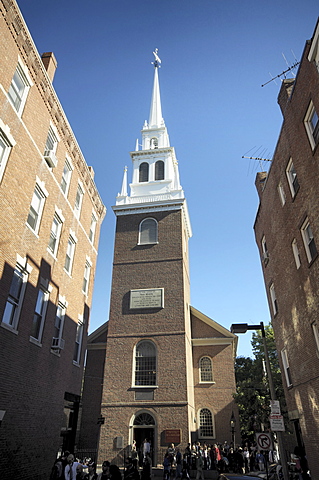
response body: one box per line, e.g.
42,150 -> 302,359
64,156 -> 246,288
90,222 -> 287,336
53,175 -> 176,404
149,49 -> 164,128
114,49 -> 192,240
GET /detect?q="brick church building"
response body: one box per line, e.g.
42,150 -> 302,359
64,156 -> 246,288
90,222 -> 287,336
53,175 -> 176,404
80,52 -> 239,466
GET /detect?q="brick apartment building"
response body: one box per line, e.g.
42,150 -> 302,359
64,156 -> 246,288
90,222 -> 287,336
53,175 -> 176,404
0,1 -> 105,478
254,19 -> 319,479
79,53 -> 239,466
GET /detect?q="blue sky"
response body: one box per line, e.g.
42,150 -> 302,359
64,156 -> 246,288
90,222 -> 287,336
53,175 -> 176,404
17,0 -> 318,357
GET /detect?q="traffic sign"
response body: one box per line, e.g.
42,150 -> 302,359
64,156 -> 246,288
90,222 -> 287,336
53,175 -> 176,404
270,414 -> 285,432
256,432 -> 273,451
270,400 -> 281,414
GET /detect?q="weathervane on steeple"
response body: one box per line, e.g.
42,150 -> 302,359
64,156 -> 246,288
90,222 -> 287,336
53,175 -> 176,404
152,48 -> 161,68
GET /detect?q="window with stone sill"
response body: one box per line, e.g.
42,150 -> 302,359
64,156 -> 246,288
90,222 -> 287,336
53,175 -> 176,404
269,283 -> 278,316
286,158 -> 299,198
0,122 -> 15,184
199,356 -> 213,383
30,285 -> 51,343
134,340 -> 157,386
60,158 -> 73,196
2,261 -> 31,331
301,219 -> 317,263
26,180 -> 48,235
8,60 -> 32,116
281,348 -> 292,387
304,101 -> 319,150
138,218 -> 158,245
199,408 -> 214,438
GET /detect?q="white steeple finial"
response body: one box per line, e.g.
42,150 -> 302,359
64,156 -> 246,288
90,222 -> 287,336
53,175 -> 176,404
151,48 -> 161,68
149,49 -> 164,128
119,166 -> 127,197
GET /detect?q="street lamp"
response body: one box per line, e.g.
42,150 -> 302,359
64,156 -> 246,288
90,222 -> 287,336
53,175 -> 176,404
230,411 -> 236,446
230,322 -> 289,480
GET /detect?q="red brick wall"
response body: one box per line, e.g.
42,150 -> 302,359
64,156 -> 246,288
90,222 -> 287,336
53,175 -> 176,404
0,2 -> 105,478
254,34 -> 319,478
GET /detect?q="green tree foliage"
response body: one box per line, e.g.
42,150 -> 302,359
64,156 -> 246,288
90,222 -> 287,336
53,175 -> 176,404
234,324 -> 288,443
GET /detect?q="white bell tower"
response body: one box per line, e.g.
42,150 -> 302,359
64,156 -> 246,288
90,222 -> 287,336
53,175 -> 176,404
115,49 -> 189,229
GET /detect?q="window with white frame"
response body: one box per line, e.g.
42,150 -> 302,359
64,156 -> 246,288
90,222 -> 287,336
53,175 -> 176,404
134,340 -> 157,386
286,158 -> 299,197
52,297 -> 67,352
48,210 -> 64,257
89,212 -> 97,243
199,408 -> 214,438
301,219 -> 317,263
74,182 -> 84,219
138,218 -> 158,245
8,60 -> 32,115
199,356 -> 213,382
82,258 -> 92,295
2,258 -> 31,331
26,180 -> 48,234
155,160 -> 164,180
269,283 -> 278,315
292,238 -> 301,269
60,158 -> 73,196
277,182 -> 286,206
73,317 -> 84,364
43,124 -> 59,168
261,235 -> 269,263
139,162 -> 149,182
281,348 -> 292,387
307,28 -> 319,72
312,321 -> 319,354
0,120 -> 16,184
30,283 -> 51,342
304,101 -> 319,150
64,233 -> 77,274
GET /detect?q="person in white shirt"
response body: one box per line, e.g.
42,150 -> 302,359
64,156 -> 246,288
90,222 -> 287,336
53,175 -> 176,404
65,454 -> 80,480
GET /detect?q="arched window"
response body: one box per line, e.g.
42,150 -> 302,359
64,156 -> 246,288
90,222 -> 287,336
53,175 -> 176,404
199,356 -> 213,382
133,412 -> 155,425
139,218 -> 158,244
139,162 -> 149,182
199,408 -> 214,438
155,161 -> 164,181
135,341 -> 156,386
150,138 -> 158,149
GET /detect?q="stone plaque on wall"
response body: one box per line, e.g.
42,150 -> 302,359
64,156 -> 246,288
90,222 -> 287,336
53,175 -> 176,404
130,288 -> 164,309
135,390 -> 154,401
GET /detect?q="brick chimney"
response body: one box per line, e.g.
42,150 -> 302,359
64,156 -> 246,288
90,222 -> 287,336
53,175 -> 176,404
41,52 -> 57,82
255,171 -> 268,199
277,78 -> 295,116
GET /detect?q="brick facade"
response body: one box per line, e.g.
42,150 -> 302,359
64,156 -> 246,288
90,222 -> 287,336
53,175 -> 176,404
80,149 -> 239,467
254,20 -> 319,479
0,1 -> 105,479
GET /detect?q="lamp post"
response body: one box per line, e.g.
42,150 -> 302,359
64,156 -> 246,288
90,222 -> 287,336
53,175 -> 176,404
230,322 -> 289,480
230,411 -> 236,446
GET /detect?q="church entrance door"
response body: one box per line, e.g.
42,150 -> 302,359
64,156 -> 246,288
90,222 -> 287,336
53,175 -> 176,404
133,412 -> 156,465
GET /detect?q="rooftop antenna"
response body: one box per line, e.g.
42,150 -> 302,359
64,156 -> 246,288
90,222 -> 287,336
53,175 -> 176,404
261,53 -> 300,87
242,146 -> 272,172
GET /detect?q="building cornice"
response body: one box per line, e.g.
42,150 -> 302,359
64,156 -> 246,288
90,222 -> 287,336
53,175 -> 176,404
1,0 -> 105,218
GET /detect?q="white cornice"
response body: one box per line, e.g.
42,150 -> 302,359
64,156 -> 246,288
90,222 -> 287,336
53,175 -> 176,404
192,338 -> 233,346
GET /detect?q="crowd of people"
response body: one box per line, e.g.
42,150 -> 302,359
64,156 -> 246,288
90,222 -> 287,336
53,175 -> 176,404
49,439 -> 310,480
162,441 -> 269,477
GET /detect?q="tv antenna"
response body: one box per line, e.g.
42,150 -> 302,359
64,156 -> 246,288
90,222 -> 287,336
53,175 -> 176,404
261,51 -> 300,87
242,146 -> 272,173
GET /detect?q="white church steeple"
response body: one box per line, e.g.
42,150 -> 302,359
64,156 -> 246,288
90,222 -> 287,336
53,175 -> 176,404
114,49 -> 191,238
